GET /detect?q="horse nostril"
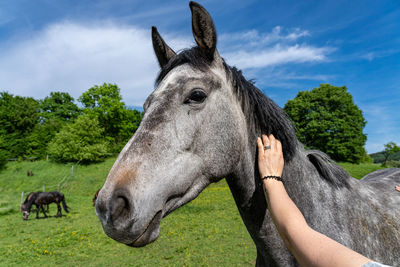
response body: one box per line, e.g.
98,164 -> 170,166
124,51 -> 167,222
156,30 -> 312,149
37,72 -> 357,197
96,198 -> 107,218
95,188 -> 132,226
110,193 -> 130,222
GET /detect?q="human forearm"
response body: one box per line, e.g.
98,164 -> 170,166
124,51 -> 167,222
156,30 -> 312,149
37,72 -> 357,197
263,179 -> 370,267
262,179 -> 308,255
258,135 -> 372,266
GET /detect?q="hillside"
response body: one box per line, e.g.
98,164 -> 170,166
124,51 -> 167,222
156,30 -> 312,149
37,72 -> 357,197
370,151 -> 400,163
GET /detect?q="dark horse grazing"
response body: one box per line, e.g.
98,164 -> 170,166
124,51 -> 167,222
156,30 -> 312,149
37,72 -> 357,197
20,192 -> 50,213
96,2 -> 400,266
21,191 -> 69,220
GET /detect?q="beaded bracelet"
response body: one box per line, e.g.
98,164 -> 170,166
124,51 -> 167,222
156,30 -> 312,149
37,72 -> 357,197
262,175 -> 283,182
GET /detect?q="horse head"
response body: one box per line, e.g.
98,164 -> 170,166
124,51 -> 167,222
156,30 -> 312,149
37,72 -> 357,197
21,192 -> 35,220
96,2 -> 249,247
20,203 -> 30,220
22,209 -> 30,220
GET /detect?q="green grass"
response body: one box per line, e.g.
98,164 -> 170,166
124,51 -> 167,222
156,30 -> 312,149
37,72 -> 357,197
0,159 -> 255,266
0,159 -> 386,266
338,162 -> 385,179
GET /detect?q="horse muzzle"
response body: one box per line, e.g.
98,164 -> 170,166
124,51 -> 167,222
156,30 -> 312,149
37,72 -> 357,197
22,211 -> 29,220
95,188 -> 163,247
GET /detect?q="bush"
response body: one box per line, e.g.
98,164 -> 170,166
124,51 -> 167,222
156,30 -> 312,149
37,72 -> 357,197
384,160 -> 400,168
360,150 -> 373,163
47,114 -> 109,163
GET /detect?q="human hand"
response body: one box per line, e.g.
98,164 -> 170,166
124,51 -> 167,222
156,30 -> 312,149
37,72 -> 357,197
257,134 -> 284,179
395,186 -> 400,192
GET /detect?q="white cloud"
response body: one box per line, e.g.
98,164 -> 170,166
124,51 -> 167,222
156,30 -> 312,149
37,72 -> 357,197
219,26 -> 310,48
0,21 -> 189,106
224,44 -> 332,69
219,27 -> 333,69
360,49 -> 400,62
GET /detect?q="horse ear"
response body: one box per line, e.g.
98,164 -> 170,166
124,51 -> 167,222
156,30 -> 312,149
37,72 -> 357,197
189,1 -> 217,60
152,26 -> 176,68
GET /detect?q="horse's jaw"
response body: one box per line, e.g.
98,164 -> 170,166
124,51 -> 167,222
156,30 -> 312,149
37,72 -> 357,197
128,178 -> 210,247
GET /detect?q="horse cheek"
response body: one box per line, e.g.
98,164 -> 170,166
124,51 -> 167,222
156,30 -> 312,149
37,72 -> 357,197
203,105 -> 242,177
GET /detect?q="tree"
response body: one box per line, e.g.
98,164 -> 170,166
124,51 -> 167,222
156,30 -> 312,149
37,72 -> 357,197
284,84 -> 367,163
382,142 -> 400,166
26,119 -> 62,158
118,108 -> 143,147
23,92 -> 81,159
40,92 -> 80,122
78,83 -> 143,152
47,114 -> 109,163
0,92 -> 40,159
78,83 -> 125,138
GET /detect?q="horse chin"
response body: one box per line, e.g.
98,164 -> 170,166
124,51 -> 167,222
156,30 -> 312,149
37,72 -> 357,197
101,210 -> 163,248
127,210 -> 162,247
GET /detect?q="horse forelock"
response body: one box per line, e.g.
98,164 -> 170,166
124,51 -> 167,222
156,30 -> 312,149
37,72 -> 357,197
155,47 -> 211,86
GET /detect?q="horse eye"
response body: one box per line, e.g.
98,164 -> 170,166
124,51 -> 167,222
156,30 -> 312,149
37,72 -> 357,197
184,90 -> 207,104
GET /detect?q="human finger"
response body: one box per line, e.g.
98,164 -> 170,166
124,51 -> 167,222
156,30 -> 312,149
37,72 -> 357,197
276,138 -> 283,154
273,135 -> 280,152
268,134 -> 276,152
257,137 -> 264,155
262,134 -> 270,152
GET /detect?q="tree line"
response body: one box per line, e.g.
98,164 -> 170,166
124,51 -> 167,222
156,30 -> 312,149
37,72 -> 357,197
370,142 -> 400,166
0,83 -> 143,167
1,83 -> 391,169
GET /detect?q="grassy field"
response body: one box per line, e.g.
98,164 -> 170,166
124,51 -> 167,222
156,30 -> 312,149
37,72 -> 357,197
338,162 -> 385,179
0,158 -> 385,266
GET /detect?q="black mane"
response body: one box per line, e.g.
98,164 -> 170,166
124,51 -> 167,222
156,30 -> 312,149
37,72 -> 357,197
155,47 -> 298,161
227,65 -> 297,161
22,192 -> 36,209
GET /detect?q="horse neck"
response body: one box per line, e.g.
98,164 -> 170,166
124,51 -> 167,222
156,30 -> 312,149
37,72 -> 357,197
225,128 -> 270,225
225,128 -> 334,228
24,195 -> 35,210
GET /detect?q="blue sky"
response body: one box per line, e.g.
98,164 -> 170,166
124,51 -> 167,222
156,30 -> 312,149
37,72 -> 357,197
0,0 -> 399,153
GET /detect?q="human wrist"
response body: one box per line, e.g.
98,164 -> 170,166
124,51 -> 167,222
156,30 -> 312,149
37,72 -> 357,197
261,175 -> 282,182
262,179 -> 283,193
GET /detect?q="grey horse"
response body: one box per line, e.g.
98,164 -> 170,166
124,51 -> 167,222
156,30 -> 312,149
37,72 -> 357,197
96,2 -> 400,266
